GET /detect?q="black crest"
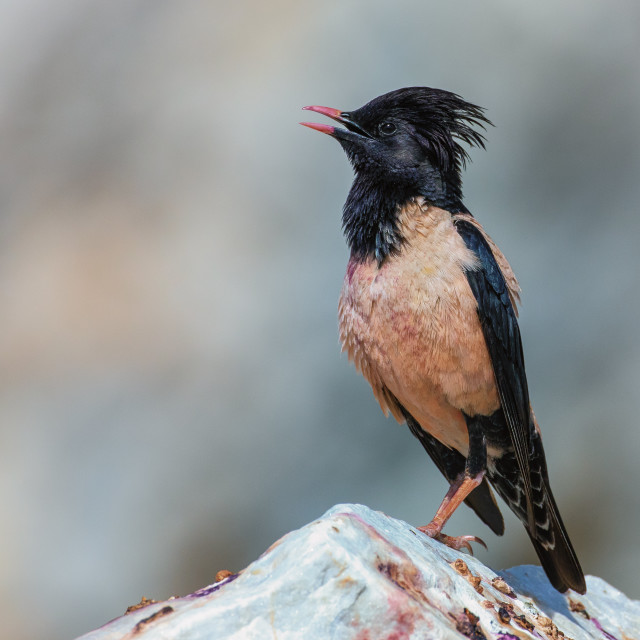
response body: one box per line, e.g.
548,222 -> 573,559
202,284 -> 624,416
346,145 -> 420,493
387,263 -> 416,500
352,87 -> 492,174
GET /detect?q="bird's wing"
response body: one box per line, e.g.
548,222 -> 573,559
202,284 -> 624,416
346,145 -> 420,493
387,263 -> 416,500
453,217 -> 535,532
404,409 -> 505,535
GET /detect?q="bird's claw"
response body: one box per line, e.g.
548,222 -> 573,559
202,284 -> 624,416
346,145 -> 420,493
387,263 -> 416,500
418,525 -> 487,555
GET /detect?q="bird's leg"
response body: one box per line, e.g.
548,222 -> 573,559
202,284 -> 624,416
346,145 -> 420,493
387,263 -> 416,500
418,472 -> 486,552
419,420 -> 487,553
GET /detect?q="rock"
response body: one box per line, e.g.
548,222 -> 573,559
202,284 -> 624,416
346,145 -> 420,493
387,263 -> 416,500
76,504 -> 639,639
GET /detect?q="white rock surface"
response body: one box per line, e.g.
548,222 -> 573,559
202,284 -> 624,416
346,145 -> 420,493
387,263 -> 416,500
77,504 -> 639,640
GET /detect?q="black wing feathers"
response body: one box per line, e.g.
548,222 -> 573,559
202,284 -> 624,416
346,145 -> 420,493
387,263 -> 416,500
454,219 -> 535,532
454,219 -> 585,593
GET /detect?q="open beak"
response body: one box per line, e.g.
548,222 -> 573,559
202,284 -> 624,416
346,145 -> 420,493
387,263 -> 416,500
300,106 -> 344,135
300,105 -> 371,139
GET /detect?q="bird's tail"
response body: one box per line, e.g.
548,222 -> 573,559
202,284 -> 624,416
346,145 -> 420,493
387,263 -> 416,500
489,427 -> 586,594
524,432 -> 586,594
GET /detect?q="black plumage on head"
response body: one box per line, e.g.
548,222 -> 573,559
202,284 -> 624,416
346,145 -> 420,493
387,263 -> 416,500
349,87 -> 492,175
303,87 -> 492,264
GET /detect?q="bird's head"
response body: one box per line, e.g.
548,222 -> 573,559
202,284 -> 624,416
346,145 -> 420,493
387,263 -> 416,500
301,87 -> 492,203
301,87 -> 492,263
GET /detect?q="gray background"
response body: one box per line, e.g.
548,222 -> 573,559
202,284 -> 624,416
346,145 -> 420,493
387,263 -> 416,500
1,1 -> 639,639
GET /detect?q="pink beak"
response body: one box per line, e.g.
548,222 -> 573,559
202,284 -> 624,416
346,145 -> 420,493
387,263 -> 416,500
300,105 -> 346,136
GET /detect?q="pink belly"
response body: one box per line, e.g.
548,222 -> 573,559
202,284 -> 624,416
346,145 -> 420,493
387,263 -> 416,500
339,251 -> 499,458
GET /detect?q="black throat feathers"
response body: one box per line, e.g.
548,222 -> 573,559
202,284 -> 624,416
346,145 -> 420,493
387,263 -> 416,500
342,169 -> 468,266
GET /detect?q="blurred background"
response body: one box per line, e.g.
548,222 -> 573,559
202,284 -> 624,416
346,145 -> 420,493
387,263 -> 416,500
1,1 -> 639,638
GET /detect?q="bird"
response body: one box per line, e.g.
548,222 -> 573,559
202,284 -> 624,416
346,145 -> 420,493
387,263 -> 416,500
300,87 -> 586,594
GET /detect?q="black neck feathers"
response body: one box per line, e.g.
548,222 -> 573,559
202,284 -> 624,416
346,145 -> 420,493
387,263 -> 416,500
343,170 -> 466,265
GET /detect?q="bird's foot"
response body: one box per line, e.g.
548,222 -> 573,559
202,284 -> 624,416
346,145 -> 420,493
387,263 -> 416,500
418,523 -> 487,555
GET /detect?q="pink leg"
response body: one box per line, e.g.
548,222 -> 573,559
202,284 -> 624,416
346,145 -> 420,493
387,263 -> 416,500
418,472 -> 487,554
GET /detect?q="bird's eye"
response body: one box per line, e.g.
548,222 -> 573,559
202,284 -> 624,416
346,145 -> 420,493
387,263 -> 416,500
378,121 -> 397,136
